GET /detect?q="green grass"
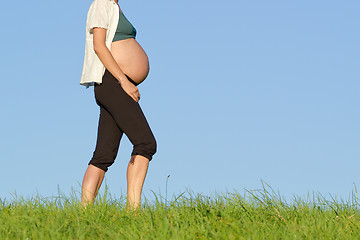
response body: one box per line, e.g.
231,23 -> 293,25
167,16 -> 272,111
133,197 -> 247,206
1,181 -> 360,239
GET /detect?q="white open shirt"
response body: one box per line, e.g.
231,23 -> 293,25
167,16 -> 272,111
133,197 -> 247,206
80,0 -> 119,88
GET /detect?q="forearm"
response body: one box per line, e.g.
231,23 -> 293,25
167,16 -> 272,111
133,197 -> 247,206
94,45 -> 129,85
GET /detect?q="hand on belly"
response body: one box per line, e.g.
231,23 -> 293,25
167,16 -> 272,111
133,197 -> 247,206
111,39 -> 150,84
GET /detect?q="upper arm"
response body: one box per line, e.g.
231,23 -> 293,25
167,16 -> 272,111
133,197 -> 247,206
86,0 -> 109,51
93,27 -> 107,51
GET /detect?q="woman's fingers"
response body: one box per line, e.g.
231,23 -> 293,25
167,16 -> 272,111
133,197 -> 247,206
130,92 -> 138,103
132,88 -> 140,102
136,90 -> 140,101
121,80 -> 140,103
131,95 -> 137,102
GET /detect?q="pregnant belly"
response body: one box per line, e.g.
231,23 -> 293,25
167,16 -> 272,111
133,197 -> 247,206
110,38 -> 150,85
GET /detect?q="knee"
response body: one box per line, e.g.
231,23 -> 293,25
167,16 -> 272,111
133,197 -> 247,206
88,149 -> 116,172
132,136 -> 157,161
150,137 -> 157,157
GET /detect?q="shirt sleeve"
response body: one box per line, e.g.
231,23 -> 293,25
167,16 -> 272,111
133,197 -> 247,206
87,0 -> 109,34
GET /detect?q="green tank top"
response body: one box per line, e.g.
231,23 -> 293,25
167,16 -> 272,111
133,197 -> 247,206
112,11 -> 137,42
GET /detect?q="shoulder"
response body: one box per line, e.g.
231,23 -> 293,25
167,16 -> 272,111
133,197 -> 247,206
86,0 -> 113,20
89,0 -> 111,11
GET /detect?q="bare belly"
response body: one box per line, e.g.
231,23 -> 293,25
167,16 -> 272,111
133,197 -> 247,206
110,38 -> 150,85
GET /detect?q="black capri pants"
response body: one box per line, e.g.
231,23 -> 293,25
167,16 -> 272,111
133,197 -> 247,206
88,69 -> 157,172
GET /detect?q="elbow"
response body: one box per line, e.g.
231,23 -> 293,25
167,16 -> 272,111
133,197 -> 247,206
93,43 -> 106,55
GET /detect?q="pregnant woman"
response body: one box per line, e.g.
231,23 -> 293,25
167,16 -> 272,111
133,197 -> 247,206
79,0 -> 157,210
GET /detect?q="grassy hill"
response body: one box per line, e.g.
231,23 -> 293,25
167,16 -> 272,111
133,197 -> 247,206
1,182 -> 359,239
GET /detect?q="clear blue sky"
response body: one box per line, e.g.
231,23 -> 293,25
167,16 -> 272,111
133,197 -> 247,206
0,0 -> 359,204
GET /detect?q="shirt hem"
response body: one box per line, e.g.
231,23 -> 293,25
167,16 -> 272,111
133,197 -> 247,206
80,82 -> 98,89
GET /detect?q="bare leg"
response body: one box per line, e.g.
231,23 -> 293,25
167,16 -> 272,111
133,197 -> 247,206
81,164 -> 105,207
126,155 -> 149,211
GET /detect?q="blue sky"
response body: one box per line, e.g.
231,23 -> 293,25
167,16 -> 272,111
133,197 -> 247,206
0,0 -> 359,204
